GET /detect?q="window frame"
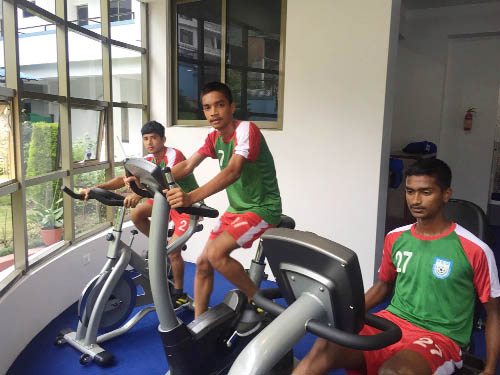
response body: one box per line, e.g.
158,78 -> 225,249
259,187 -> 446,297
77,4 -> 89,26
0,0 -> 149,295
110,0 -> 133,22
171,0 -> 286,130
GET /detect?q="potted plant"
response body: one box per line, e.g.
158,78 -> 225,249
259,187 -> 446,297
29,194 -> 63,246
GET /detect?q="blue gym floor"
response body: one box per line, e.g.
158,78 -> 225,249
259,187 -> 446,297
8,225 -> 500,375
8,262 -> 348,375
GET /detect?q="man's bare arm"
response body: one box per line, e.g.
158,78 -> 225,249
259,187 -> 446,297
79,176 -> 125,200
167,154 -> 245,207
481,297 -> 500,375
171,152 -> 206,181
364,279 -> 394,312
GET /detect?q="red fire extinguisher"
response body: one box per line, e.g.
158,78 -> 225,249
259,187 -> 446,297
463,107 -> 476,131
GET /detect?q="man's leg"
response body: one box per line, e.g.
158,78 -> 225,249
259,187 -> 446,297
378,350 -> 432,375
130,202 -> 152,236
167,233 -> 184,290
194,240 -> 216,318
293,338 -> 365,375
206,231 -> 258,300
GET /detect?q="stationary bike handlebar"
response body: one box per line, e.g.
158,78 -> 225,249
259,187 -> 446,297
61,185 -> 125,207
124,167 -> 219,219
252,288 -> 402,351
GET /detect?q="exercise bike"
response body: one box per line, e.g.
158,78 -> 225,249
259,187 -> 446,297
54,186 -> 201,367
124,157 -> 295,375
229,228 -> 402,374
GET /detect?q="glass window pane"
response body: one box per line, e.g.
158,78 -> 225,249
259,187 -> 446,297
0,0 -> 5,88
177,0 -> 221,120
68,0 -> 101,32
113,107 -> 143,161
110,0 -> 141,47
77,6 -> 89,27
18,9 -> 59,95
0,102 -> 14,183
26,179 -> 64,260
21,99 -> 60,177
247,71 -> 279,121
71,108 -> 105,162
69,31 -> 103,100
17,0 -> 55,17
74,170 -> 108,236
112,46 -> 142,104
226,0 -> 281,121
0,194 -> 14,280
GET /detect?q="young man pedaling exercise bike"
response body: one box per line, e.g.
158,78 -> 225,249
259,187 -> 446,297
293,158 -> 500,375
80,121 -> 200,308
163,81 -> 282,335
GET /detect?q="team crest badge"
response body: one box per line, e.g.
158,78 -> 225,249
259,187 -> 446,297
432,257 -> 453,279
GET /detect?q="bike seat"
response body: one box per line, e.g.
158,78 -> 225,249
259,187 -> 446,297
277,215 -> 295,229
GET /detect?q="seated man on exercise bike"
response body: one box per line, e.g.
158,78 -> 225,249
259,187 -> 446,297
164,81 -> 282,335
80,120 -> 200,308
294,158 -> 500,375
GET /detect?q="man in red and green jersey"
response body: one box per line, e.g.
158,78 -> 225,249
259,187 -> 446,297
166,82 -> 282,329
294,158 -> 500,375
85,121 -> 199,307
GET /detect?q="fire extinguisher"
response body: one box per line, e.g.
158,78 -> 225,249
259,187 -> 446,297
463,107 -> 476,131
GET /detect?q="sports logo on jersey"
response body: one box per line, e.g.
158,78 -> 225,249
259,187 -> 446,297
432,257 -> 453,279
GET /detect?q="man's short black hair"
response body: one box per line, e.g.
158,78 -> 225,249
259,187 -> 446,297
405,158 -> 452,190
141,121 -> 165,138
200,81 -> 233,104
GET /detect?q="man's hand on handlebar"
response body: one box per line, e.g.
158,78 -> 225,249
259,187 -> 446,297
78,187 -> 93,201
123,193 -> 142,208
165,187 -> 193,208
123,175 -> 146,191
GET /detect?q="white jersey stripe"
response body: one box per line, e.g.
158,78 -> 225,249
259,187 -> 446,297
434,357 -> 463,375
388,223 -> 413,235
455,224 -> 500,298
165,147 -> 177,168
237,217 -> 269,246
234,121 -> 251,159
145,147 -> 177,168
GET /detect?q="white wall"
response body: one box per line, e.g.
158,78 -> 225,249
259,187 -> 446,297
438,37 -> 500,210
150,0 -> 400,287
391,2 -> 500,152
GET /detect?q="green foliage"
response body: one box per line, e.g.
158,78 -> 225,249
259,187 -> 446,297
27,222 -> 43,248
0,195 -> 9,206
74,169 -> 106,190
0,204 -> 13,250
22,121 -> 33,173
0,247 -> 13,257
73,133 -> 96,162
28,195 -> 63,229
26,122 -> 59,177
26,122 -> 60,205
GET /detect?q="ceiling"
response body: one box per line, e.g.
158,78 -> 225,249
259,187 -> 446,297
403,0 -> 499,9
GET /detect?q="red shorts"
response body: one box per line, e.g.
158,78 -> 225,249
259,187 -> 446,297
146,199 -> 191,237
347,310 -> 462,375
209,211 -> 273,248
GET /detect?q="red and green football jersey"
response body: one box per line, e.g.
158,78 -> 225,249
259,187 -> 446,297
145,146 -> 199,193
197,121 -> 282,225
379,222 -> 500,347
